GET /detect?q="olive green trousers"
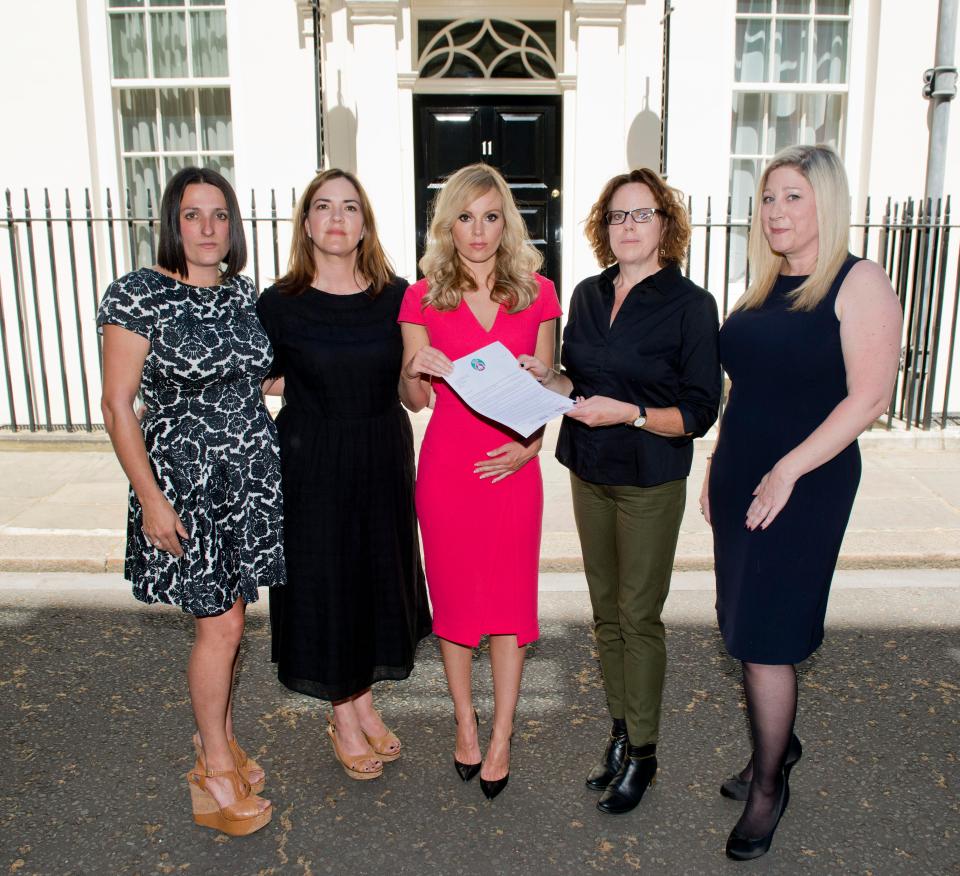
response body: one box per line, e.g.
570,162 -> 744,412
570,472 -> 686,746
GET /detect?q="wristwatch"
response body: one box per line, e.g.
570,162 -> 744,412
631,404 -> 647,429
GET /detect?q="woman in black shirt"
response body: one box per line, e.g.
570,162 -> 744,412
522,168 -> 720,814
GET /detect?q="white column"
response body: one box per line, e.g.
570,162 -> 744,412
569,0 -> 627,291
345,0 -> 407,271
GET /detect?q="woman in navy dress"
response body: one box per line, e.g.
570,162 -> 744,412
99,167 -> 283,836
701,146 -> 901,860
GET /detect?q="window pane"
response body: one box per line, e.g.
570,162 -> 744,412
735,18 -> 770,82
816,0 -> 850,13
805,93 -> 844,147
767,92 -> 801,154
774,19 -> 808,83
778,0 -> 810,12
151,11 -> 188,77
191,11 -> 229,76
731,92 -> 764,154
163,155 -> 191,183
737,0 -> 771,11
119,89 -> 157,152
731,158 -> 759,219
124,156 -> 162,267
191,0 -> 225,5
110,13 -> 147,78
109,0 -> 143,6
149,0 -> 184,6
160,88 -> 197,151
814,20 -> 848,83
204,155 -> 234,185
198,89 -> 233,150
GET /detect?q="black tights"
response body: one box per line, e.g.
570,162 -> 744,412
735,661 -> 797,838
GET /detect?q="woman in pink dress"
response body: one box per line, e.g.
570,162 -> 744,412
398,163 -> 560,800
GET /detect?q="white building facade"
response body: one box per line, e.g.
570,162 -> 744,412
1,0 -> 958,428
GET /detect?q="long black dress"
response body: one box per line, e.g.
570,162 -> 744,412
256,278 -> 431,701
97,268 -> 285,617
710,255 -> 862,664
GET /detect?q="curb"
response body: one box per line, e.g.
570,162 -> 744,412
3,553 -> 958,575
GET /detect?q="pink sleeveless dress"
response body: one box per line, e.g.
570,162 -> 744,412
399,275 -> 561,647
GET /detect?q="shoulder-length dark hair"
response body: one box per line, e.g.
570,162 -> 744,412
275,169 -> 395,297
584,168 -> 690,269
156,166 -> 246,280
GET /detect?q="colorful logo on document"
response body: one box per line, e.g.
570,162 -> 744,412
470,358 -> 486,372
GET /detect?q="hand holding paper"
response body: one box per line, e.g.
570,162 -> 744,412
444,341 -> 574,438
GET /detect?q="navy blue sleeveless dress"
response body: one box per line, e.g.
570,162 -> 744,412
710,255 -> 862,664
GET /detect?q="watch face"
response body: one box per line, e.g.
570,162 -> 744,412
634,416 -> 646,428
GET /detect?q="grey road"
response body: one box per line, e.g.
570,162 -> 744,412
1,571 -> 958,875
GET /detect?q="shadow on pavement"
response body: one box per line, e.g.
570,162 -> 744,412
1,603 -> 957,875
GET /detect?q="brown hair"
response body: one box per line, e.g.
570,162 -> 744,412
274,169 -> 394,296
584,168 -> 690,269
157,166 -> 246,279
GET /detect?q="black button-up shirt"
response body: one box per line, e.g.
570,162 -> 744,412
556,264 -> 721,487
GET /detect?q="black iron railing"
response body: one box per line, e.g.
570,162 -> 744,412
1,188 -> 957,432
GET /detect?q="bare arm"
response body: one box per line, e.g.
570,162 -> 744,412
262,376 -> 285,397
398,323 -> 453,412
100,324 -> 188,556
745,260 -> 902,530
474,318 -> 557,482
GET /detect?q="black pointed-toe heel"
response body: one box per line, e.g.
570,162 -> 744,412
479,734 -> 512,800
454,709 -> 481,782
586,719 -> 629,791
597,744 -> 657,815
725,771 -> 791,861
720,733 -> 802,801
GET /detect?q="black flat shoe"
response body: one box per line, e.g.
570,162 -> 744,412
720,733 -> 802,801
725,771 -> 791,861
479,734 -> 512,800
454,709 -> 481,782
585,719 -> 628,791
597,744 -> 657,815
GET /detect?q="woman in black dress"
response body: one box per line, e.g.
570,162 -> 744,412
256,169 -> 431,781
521,168 -> 721,814
701,145 -> 902,860
99,167 -> 283,835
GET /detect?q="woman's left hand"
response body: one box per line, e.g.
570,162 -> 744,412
474,441 -> 540,483
565,395 -> 636,428
745,463 -> 797,530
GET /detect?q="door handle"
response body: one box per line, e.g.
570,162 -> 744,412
551,189 -> 560,199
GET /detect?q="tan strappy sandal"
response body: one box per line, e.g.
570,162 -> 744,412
186,762 -> 272,836
363,710 -> 402,762
192,733 -> 266,793
326,720 -> 383,780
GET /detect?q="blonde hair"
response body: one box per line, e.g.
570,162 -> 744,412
737,144 -> 850,312
275,169 -> 394,296
418,163 -> 542,313
584,168 -> 691,268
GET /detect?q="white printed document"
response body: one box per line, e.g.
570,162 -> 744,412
445,341 -> 575,438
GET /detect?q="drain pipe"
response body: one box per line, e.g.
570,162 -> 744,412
923,0 -> 958,204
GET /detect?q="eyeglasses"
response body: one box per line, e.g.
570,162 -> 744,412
605,207 -> 659,225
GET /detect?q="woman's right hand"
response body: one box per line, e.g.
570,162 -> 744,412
403,345 -> 453,381
699,462 -> 712,525
141,494 -> 189,557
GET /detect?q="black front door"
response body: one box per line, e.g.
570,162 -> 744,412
413,94 -> 562,299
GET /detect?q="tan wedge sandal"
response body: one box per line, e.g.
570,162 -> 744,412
192,733 -> 266,794
363,711 -> 402,762
326,721 -> 383,780
186,763 -> 272,836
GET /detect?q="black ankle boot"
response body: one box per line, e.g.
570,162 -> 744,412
597,743 -> 657,814
585,719 -> 628,791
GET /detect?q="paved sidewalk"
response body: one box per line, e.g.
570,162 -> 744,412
1,414 -> 959,573
1,571 -> 958,874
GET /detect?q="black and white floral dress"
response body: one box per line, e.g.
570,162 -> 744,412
97,268 -> 285,617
